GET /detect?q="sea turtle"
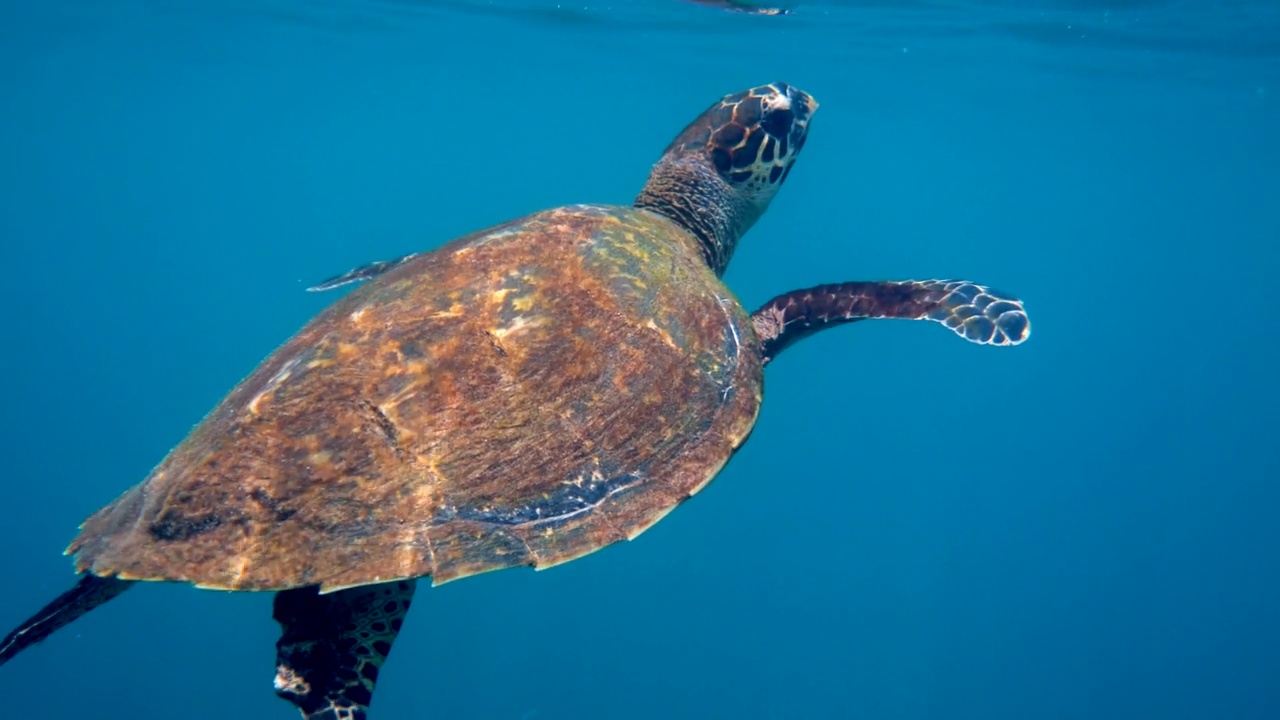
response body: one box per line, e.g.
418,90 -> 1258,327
0,82 -> 1029,719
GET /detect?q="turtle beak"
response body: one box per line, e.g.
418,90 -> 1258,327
771,81 -> 819,117
791,87 -> 819,116
783,86 -> 818,146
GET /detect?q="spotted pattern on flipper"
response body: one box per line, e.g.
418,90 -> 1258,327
916,279 -> 1031,347
272,580 -> 417,720
751,279 -> 1030,364
307,253 -> 420,292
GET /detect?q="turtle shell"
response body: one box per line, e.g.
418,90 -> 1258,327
67,204 -> 764,591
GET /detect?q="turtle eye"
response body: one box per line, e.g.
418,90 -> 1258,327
761,108 -> 793,139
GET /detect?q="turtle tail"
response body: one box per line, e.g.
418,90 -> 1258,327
0,574 -> 133,668
751,279 -> 1031,364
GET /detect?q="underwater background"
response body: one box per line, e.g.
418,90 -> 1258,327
1,1 -> 1277,718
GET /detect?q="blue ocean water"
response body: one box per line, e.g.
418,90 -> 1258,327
1,1 -> 1277,718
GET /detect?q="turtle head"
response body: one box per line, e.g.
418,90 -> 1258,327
634,82 -> 818,275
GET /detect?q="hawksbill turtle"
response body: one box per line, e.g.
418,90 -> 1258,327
0,82 -> 1028,719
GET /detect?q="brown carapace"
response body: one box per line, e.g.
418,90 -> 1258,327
0,82 -> 1030,720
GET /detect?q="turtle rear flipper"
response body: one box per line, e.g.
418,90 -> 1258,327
0,574 -> 133,667
751,279 -> 1031,364
273,580 -> 417,720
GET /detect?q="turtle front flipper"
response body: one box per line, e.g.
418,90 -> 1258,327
751,279 -> 1030,364
272,580 -> 417,720
0,574 -> 133,667
306,254 -> 420,292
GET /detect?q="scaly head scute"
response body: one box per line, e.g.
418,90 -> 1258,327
702,81 -> 817,200
634,82 -> 818,276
